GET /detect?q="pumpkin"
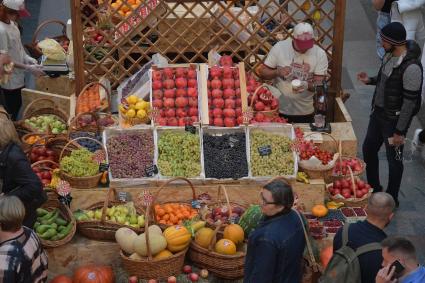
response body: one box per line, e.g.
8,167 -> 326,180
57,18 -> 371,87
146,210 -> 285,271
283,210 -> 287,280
320,245 -> 333,268
195,227 -> 215,248
238,205 -> 262,237
223,224 -> 244,245
133,232 -> 167,256
115,227 -> 138,254
163,225 -> 191,252
50,275 -> 73,283
311,204 -> 328,218
154,249 -> 173,260
73,265 -> 114,283
215,239 -> 237,255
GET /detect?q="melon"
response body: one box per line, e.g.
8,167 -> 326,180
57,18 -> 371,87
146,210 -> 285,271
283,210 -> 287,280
223,224 -> 244,245
115,227 -> 138,254
133,233 -> 167,257
195,227 -> 215,249
148,225 -> 163,236
238,205 -> 262,237
215,239 -> 237,255
154,249 -> 173,260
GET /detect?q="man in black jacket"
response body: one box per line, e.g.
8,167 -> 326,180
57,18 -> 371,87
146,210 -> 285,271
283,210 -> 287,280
357,22 -> 422,207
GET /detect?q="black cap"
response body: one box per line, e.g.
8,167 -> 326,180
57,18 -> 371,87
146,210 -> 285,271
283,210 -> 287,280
380,22 -> 407,46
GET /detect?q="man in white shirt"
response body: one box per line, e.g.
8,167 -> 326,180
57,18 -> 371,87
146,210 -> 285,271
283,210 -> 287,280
257,22 -> 328,123
0,0 -> 43,120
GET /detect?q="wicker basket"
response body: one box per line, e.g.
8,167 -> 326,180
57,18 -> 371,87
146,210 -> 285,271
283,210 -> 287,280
297,133 -> 340,183
77,187 -> 145,241
21,133 -> 51,152
120,206 -> 188,280
189,223 -> 245,280
20,98 -> 69,134
69,112 -> 100,133
39,202 -> 76,248
330,156 -> 366,181
248,84 -> 279,119
59,137 -> 104,189
26,136 -> 80,165
153,177 -> 198,230
327,167 -> 371,208
76,81 -> 111,115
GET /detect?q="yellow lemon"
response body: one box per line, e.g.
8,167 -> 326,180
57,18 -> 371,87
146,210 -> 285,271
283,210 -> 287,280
126,95 -> 138,105
126,109 -> 136,118
141,100 -> 150,110
136,109 -> 147,119
118,104 -> 127,114
135,102 -> 144,110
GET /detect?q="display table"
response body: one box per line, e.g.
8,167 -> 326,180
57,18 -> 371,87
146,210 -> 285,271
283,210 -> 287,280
35,75 -> 75,96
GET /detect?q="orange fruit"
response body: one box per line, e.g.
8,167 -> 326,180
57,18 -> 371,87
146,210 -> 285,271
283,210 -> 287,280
157,209 -> 165,217
163,214 -> 170,221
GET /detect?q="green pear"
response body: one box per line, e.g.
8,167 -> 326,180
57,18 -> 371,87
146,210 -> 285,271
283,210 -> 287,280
121,207 -> 129,216
107,206 -> 115,217
86,210 -> 95,219
137,215 -> 145,227
130,215 -> 138,225
94,209 -> 102,220
116,215 -> 126,224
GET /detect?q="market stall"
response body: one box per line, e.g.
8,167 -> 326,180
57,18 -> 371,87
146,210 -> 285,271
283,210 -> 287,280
14,0 -> 365,282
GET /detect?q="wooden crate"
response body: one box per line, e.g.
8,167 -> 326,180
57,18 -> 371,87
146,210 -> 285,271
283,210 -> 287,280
35,76 -> 75,96
292,179 -> 326,211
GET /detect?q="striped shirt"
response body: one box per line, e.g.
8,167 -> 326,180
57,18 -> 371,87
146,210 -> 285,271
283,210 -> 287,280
0,227 -> 48,283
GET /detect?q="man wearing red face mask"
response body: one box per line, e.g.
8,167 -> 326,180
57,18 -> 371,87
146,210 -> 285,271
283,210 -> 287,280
257,22 -> 328,123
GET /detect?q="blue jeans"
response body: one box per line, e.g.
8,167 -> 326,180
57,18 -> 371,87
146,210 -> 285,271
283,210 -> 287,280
376,12 -> 391,60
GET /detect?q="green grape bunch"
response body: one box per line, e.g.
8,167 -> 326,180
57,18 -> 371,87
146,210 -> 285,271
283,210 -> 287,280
60,148 -> 99,177
250,131 -> 295,176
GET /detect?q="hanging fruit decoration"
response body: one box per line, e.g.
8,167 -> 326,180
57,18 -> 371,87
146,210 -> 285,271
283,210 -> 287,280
301,1 -> 311,12
313,10 -> 321,22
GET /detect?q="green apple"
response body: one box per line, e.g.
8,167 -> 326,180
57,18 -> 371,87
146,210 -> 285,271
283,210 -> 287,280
94,209 -> 102,220
137,215 -> 145,227
130,215 -> 138,225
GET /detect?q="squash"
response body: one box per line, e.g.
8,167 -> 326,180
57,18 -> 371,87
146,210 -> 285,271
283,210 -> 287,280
154,249 -> 173,260
148,225 -> 163,236
223,224 -> 244,245
238,205 -> 262,237
115,227 -> 138,254
195,227 -> 215,249
163,225 -> 191,251
311,204 -> 328,218
129,253 -> 144,261
133,232 -> 167,257
50,275 -> 73,283
73,265 -> 114,283
215,239 -> 237,255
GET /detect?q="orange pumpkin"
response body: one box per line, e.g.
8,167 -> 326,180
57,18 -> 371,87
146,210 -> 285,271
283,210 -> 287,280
50,275 -> 73,283
311,204 -> 328,218
223,224 -> 245,245
320,245 -> 333,268
73,265 -> 114,283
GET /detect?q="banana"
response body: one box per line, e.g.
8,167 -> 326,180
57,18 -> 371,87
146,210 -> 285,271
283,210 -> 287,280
49,169 -> 61,189
296,172 -> 310,184
190,220 -> 206,233
326,201 -> 344,210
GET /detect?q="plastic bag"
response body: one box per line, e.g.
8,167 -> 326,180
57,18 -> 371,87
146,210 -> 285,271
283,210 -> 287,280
37,38 -> 66,61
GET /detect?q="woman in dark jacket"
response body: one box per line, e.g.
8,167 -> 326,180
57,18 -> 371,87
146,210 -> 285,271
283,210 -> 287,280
0,107 -> 46,228
244,178 -> 306,283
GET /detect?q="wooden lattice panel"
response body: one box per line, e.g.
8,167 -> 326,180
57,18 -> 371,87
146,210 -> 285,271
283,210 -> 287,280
73,0 -> 345,91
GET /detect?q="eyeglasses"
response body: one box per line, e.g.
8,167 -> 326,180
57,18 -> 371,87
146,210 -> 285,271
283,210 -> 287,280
260,194 -> 278,206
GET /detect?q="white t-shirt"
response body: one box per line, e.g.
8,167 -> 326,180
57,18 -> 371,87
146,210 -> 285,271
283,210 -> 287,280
0,21 -> 31,90
264,38 -> 328,115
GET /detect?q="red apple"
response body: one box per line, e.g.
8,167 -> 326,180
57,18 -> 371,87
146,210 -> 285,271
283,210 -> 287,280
213,98 -> 225,109
152,89 -> 163,99
188,79 -> 197,88
254,101 -> 265,111
211,79 -> 222,89
175,77 -> 187,89
188,107 -> 198,116
222,78 -> 234,89
175,67 -> 186,78
167,117 -> 178,126
175,97 -> 188,108
176,88 -> 186,97
187,88 -> 197,97
163,67 -> 174,79
210,66 -> 222,78
152,80 -> 162,90
223,88 -> 236,99
188,97 -> 198,107
255,112 -> 265,122
152,70 -> 162,81
152,99 -> 163,108
223,108 -> 236,118
176,108 -> 188,118
183,265 -> 192,274
164,98 -> 175,108
178,117 -> 188,126
212,89 -> 223,99
165,108 -> 176,118
213,108 -> 223,117
187,68 -> 197,79
157,117 -> 167,126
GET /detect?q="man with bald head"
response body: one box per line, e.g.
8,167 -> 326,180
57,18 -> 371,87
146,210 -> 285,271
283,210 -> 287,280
333,192 -> 396,283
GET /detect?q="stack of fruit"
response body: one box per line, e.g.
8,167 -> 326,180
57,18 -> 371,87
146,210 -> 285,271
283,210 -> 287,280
24,115 -> 67,134
60,148 -> 99,178
328,178 -> 372,199
151,66 -> 199,126
34,208 -> 73,241
76,84 -> 105,114
23,134 -> 45,146
248,86 -> 285,124
333,157 -> 364,176
28,146 -> 58,164
110,0 -> 141,18
119,94 -> 150,126
201,204 -> 245,227
74,113 -> 116,130
32,162 -> 58,187
154,203 -> 198,226
297,139 -> 335,166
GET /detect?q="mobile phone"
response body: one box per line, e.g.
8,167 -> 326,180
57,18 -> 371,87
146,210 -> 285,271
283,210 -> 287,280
388,137 -> 394,145
388,260 -> 405,279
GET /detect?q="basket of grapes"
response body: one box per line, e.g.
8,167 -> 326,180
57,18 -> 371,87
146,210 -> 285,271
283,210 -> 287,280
59,137 -> 105,189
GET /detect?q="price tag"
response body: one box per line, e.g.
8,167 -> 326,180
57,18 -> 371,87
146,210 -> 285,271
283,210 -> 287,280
258,145 -> 272,156
229,136 -> 238,147
145,164 -> 158,177
191,200 -> 201,209
118,192 -> 129,202
185,125 -> 197,134
99,163 -> 109,172
142,190 -> 154,206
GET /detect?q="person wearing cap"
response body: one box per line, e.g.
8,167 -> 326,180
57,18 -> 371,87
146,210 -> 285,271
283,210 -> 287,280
357,22 -> 422,207
0,0 -> 43,121
257,22 -> 328,123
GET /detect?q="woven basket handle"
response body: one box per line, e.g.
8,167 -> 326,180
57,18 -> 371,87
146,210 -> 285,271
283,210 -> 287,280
208,221 -> 222,252
249,84 -> 271,108
31,160 -> 59,171
216,185 -> 232,216
303,132 -> 339,154
144,204 -> 153,260
31,19 -> 67,44
22,98 -> 59,119
59,136 -> 105,161
100,187 -> 117,223
78,82 -> 112,113
153,177 -> 197,205
348,166 -> 357,201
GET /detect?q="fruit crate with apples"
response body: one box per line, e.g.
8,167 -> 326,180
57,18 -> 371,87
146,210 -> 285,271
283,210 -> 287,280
340,207 -> 367,224
150,64 -> 201,127
201,126 -> 250,181
247,123 -> 298,180
199,62 -> 249,127
326,177 -> 373,208
103,126 -> 157,186
331,156 -> 366,181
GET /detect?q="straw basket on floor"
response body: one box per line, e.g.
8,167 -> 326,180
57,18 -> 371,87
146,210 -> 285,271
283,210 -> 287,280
77,187 -> 145,241
120,206 -> 187,280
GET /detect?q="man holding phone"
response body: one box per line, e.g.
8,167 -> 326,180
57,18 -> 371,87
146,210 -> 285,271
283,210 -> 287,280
357,22 -> 423,207
376,237 -> 425,283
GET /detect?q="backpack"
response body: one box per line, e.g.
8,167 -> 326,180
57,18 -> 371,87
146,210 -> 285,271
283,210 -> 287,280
319,224 -> 382,283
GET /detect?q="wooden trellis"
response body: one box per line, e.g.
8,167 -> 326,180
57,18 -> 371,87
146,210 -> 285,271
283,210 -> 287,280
71,0 -> 346,95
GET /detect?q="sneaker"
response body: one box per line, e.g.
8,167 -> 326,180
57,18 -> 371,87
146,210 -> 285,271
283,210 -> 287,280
411,129 -> 424,152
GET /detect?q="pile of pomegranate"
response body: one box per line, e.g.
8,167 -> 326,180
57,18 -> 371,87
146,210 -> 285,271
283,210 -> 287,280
151,66 -> 199,126
328,178 -> 372,199
333,157 -> 364,176
297,140 -> 334,165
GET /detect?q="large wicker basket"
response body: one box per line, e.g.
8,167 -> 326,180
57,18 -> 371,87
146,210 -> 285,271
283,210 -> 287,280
189,223 -> 245,280
76,187 -> 145,241
76,81 -> 111,115
120,205 -> 188,280
59,137 -> 104,189
39,202 -> 76,248
69,112 -> 99,133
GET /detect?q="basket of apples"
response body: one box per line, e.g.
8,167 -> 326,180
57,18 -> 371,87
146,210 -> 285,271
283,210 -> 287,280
332,156 -> 366,180
327,168 -> 372,207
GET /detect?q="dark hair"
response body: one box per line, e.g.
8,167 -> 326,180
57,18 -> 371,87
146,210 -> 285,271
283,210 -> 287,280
263,179 -> 294,209
381,237 -> 416,259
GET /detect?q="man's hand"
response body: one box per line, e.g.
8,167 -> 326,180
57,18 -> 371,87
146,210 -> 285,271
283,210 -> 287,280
277,66 -> 292,80
357,72 -> 370,84
25,64 -> 45,77
392,133 -> 405,146
376,265 -> 397,283
0,54 -> 12,77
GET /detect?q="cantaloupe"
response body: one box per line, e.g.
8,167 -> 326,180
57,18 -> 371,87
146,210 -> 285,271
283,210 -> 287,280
133,232 -> 167,257
115,227 -> 138,254
154,249 -> 173,260
148,225 -> 163,236
195,227 -> 215,249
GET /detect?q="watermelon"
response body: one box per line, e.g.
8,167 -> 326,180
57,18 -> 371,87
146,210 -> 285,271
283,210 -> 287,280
238,205 -> 263,238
